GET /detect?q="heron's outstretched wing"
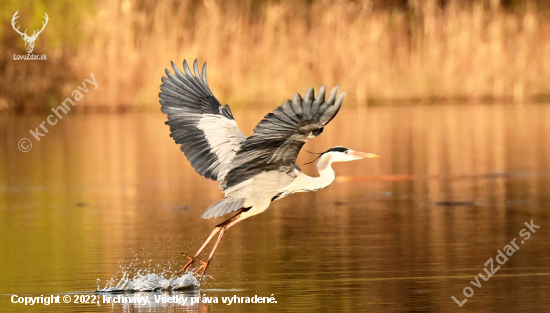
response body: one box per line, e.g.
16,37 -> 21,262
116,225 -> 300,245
159,59 -> 246,182
223,86 -> 346,189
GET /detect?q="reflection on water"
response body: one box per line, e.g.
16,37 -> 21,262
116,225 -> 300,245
1,103 -> 550,312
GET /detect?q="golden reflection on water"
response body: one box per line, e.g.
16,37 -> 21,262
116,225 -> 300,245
0,103 -> 549,312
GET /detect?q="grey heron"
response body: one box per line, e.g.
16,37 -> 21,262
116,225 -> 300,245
159,60 -> 380,280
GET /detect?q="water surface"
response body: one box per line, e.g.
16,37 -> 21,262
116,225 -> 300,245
1,104 -> 549,312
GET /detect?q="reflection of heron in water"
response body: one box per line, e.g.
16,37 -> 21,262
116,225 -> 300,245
159,60 -> 380,280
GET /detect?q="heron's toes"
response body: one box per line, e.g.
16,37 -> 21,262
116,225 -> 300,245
193,260 -> 211,281
178,253 -> 207,275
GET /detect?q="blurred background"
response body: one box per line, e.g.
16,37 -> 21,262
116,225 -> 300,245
1,0 -> 550,312
1,0 -> 550,112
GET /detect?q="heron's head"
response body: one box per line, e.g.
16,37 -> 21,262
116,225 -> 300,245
308,146 -> 380,169
323,146 -> 380,163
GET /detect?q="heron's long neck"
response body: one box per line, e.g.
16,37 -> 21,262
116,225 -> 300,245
286,154 -> 336,195
310,154 -> 336,190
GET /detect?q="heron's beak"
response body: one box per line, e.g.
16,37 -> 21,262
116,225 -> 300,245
348,150 -> 381,159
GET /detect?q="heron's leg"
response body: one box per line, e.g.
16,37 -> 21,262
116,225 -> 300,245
178,228 -> 220,274
178,212 -> 244,275
195,214 -> 246,280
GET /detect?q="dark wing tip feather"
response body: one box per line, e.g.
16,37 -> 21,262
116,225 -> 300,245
304,87 -> 314,101
334,90 -> 347,109
314,85 -> 327,105
193,59 -> 200,78
183,60 -> 192,75
291,93 -> 303,118
326,86 -> 339,105
301,87 -> 314,120
201,62 -> 208,84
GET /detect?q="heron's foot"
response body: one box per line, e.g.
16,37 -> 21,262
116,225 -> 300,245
178,253 -> 207,275
194,260 -> 211,281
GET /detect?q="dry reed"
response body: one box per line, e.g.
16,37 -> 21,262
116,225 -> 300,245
2,0 -> 550,112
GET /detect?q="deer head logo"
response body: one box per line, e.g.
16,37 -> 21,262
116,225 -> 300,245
11,11 -> 49,54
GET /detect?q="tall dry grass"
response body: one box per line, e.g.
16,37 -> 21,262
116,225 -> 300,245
3,0 -> 550,112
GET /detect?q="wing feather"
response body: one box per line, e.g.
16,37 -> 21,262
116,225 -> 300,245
159,59 -> 246,182
223,85 -> 346,189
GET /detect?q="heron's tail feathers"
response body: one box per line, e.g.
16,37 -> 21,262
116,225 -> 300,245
201,197 -> 246,219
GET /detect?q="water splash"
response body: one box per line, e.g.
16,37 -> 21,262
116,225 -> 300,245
97,272 -> 200,292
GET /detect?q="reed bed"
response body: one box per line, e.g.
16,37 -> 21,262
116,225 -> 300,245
2,0 -> 550,112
